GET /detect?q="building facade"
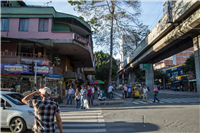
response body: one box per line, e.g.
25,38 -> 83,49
154,47 -> 194,71
1,1 -> 95,96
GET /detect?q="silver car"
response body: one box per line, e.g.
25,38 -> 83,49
1,91 -> 35,133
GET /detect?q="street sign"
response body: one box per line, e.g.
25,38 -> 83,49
140,64 -> 151,69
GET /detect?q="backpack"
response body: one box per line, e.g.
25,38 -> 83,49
87,89 -> 92,97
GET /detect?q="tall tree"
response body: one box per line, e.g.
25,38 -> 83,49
184,54 -> 195,76
94,51 -> 118,82
69,0 -> 147,86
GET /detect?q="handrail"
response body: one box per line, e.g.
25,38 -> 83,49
1,52 -> 47,58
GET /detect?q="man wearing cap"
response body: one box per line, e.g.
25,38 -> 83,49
22,87 -> 63,133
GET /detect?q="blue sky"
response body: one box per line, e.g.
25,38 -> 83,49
24,0 -> 165,59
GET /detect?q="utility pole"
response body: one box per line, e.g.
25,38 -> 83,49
35,60 -> 37,90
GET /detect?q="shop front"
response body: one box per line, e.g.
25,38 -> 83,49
1,73 -> 20,91
45,74 -> 62,96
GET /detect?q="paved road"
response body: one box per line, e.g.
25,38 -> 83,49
1,91 -> 200,133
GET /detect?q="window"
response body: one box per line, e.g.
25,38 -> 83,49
38,18 -> 48,31
1,18 -> 9,31
3,94 -> 25,106
1,98 -> 12,107
19,18 -> 29,31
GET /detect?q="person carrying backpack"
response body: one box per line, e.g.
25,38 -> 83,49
87,85 -> 93,105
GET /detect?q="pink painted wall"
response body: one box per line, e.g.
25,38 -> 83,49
1,18 -> 73,39
1,18 -> 93,59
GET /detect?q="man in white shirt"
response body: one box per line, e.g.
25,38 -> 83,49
108,85 -> 114,99
67,85 -> 74,105
143,85 -> 148,102
91,85 -> 95,100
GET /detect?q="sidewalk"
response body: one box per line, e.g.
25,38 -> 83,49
158,90 -> 200,96
59,93 -> 125,107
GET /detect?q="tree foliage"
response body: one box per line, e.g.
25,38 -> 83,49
68,0 -> 147,86
94,51 -> 118,82
135,70 -> 145,82
184,54 -> 195,76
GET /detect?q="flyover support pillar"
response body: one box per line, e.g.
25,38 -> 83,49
128,72 -> 136,85
193,35 -> 200,94
130,72 -> 136,85
145,64 -> 154,91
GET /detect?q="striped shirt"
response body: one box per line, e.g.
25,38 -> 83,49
28,98 -> 60,133
80,89 -> 87,99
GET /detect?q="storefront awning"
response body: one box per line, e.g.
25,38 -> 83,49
173,80 -> 183,84
63,72 -> 77,79
84,67 -> 95,75
189,79 -> 196,82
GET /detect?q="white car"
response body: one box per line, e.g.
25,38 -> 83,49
1,91 -> 35,133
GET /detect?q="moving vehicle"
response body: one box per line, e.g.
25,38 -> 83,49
1,91 -> 34,133
131,86 -> 143,98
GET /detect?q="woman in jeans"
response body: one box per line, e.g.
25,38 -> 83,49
75,88 -> 81,110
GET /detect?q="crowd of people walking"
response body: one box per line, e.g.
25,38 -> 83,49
122,84 -> 160,103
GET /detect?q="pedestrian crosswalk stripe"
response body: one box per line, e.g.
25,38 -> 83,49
57,124 -> 106,127
56,129 -> 107,133
61,119 -> 105,123
132,98 -> 200,104
61,115 -> 104,118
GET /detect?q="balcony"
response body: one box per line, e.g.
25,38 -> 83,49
1,52 -> 47,58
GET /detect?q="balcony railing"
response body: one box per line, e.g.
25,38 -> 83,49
1,52 -> 47,58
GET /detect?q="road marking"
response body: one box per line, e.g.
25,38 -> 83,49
56,129 -> 106,133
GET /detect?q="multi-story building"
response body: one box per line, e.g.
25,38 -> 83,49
1,1 -> 95,96
154,47 -> 194,71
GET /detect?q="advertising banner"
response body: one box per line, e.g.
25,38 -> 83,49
35,66 -> 49,74
1,64 -> 29,73
21,58 -> 49,66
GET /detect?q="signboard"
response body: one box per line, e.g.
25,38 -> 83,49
73,33 -> 89,45
46,74 -> 62,78
1,73 -> 19,76
1,64 -> 29,73
21,58 -> 49,66
140,64 -> 150,69
49,67 -> 54,75
35,66 -> 49,74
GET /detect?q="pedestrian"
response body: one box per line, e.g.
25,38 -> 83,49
139,86 -> 143,100
87,85 -> 93,105
153,85 -> 160,103
21,87 -> 63,133
143,85 -> 148,102
91,85 -> 95,100
147,86 -> 150,91
128,84 -> 132,98
177,86 -> 180,91
108,85 -> 114,99
97,86 -> 100,97
123,84 -> 128,98
80,85 -> 87,109
67,85 -> 74,105
75,88 -> 81,110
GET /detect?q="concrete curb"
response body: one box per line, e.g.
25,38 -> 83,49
59,101 -> 126,107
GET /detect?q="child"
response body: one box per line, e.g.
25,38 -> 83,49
75,88 -> 81,110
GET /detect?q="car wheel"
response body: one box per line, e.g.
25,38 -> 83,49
10,117 -> 27,133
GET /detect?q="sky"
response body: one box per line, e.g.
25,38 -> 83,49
24,0 -> 165,59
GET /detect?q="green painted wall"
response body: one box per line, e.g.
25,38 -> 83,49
52,21 -> 71,32
10,1 -> 21,7
1,6 -> 91,31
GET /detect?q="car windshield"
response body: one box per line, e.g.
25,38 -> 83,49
3,93 -> 25,105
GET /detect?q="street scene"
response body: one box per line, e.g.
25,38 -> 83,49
1,0 -> 200,133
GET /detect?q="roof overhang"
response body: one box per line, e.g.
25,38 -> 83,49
84,67 -> 95,75
52,39 -> 93,68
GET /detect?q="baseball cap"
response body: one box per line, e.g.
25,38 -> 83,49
39,87 -> 52,95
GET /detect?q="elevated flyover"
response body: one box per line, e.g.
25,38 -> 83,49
119,0 -> 200,93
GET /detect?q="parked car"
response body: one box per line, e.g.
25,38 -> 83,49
0,91 -> 34,133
